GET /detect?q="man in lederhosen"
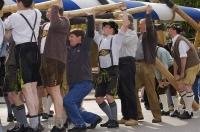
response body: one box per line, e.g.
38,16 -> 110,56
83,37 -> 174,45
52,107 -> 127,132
4,0 -> 42,131
94,10 -> 129,128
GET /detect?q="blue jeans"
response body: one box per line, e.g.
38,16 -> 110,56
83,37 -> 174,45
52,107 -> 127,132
63,80 -> 98,127
192,76 -> 200,103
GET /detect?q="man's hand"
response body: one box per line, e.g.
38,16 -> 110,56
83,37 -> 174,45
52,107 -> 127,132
146,5 -> 153,14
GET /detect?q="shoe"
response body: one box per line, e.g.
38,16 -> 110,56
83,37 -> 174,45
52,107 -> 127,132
152,118 -> 162,123
7,114 -> 15,122
68,126 -> 87,132
138,115 -> 144,120
49,110 -> 54,117
124,119 -> 138,126
178,111 -> 193,119
107,120 -> 119,128
7,125 -> 26,132
87,116 -> 102,129
118,118 -> 127,124
161,110 -> 170,116
100,120 -> 110,127
170,110 -> 180,117
41,113 -> 49,120
50,126 -> 66,132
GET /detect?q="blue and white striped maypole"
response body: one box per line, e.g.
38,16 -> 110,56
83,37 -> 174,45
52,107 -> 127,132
4,0 -> 200,21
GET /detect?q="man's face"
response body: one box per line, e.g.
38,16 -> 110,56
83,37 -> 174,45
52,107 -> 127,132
167,28 -> 176,38
69,34 -> 81,47
102,25 -> 114,36
139,19 -> 146,33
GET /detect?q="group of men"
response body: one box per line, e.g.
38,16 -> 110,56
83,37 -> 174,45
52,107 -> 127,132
0,0 -> 200,132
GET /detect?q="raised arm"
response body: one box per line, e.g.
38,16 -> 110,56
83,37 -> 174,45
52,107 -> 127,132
85,15 -> 95,38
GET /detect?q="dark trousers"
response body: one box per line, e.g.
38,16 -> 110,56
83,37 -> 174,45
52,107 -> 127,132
118,57 -> 138,120
0,57 -> 5,86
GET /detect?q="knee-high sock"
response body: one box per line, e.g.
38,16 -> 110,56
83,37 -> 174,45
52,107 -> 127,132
159,94 -> 169,112
42,96 -> 52,114
29,115 -> 39,129
109,101 -> 117,120
184,92 -> 194,114
172,96 -> 179,111
5,96 -> 13,116
12,104 -> 28,127
98,101 -> 112,120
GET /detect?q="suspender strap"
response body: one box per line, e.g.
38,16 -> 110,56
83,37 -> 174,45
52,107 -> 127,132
20,10 -> 38,42
98,37 -> 114,67
109,38 -> 114,66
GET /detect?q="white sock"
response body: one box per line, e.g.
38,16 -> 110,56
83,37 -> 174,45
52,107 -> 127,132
183,92 -> 194,114
159,94 -> 169,112
42,96 -> 52,114
29,116 -> 39,129
172,96 -> 179,111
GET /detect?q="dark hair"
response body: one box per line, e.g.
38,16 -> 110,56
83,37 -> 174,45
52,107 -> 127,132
167,23 -> 182,34
70,29 -> 85,40
102,21 -> 118,34
17,0 -> 33,8
0,0 -> 4,10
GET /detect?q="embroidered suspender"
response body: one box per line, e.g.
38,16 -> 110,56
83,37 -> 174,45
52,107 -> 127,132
98,37 -> 114,67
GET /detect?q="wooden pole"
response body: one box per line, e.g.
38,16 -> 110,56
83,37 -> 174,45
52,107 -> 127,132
2,0 -> 61,13
63,2 -> 125,18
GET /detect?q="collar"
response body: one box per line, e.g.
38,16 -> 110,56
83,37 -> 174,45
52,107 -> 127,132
172,34 -> 180,46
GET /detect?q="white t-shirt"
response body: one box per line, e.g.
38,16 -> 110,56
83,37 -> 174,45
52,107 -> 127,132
172,35 -> 190,58
119,29 -> 138,58
0,18 -> 4,45
94,30 -> 125,68
4,9 -> 41,45
40,22 -> 50,54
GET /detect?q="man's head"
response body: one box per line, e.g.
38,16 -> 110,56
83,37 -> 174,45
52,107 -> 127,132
69,29 -> 85,47
102,21 -> 118,36
16,0 -> 33,9
167,23 -> 182,38
139,18 -> 146,33
0,0 -> 4,10
46,5 -> 64,20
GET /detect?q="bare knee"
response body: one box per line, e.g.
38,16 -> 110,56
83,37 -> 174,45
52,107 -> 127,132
106,95 -> 114,103
96,97 -> 105,104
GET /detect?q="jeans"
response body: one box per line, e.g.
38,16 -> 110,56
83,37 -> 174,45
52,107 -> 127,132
192,76 -> 200,103
63,80 -> 98,127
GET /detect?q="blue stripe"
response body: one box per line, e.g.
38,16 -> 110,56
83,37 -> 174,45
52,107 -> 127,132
179,6 -> 200,21
62,0 -> 81,11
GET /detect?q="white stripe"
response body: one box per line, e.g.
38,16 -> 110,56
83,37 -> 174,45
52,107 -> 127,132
4,0 -> 16,5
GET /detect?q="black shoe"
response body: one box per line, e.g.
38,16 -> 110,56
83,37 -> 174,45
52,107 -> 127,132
7,125 -> 25,132
161,110 -> 170,116
41,113 -> 49,120
50,126 -> 66,132
107,120 -> 119,128
170,110 -> 180,117
87,116 -> 102,129
7,114 -> 15,122
68,126 -> 87,132
100,120 -> 110,127
178,111 -> 193,119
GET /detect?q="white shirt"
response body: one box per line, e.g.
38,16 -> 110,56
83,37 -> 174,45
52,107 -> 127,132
4,9 -> 41,45
0,18 -> 4,45
119,29 -> 138,58
94,30 -> 125,68
172,34 -> 190,58
40,22 -> 50,54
